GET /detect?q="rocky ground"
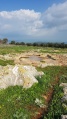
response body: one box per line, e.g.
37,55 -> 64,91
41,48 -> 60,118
0,51 -> 67,67
0,51 -> 67,118
60,83 -> 67,119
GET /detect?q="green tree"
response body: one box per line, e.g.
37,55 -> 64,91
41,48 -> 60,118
2,38 -> 8,44
10,40 -> 15,44
20,42 -> 25,45
0,39 -> 2,44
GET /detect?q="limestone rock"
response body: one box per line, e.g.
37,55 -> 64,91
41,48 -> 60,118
62,95 -> 67,102
60,83 -> 67,87
60,83 -> 67,102
61,115 -> 67,119
59,83 -> 67,118
0,65 -> 44,89
63,87 -> 67,95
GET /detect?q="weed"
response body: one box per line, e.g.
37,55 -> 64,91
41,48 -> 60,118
0,59 -> 14,66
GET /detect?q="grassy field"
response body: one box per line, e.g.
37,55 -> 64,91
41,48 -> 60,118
0,45 -> 40,54
0,45 -> 67,55
0,45 -> 67,119
0,59 -> 14,66
0,66 -> 67,119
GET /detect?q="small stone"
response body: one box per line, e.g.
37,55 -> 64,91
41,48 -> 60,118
63,87 -> 67,95
60,83 -> 67,87
61,95 -> 67,102
61,115 -> 67,119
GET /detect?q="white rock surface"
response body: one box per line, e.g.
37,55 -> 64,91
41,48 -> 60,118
0,65 -> 44,89
60,83 -> 67,87
60,83 -> 67,118
61,115 -> 67,119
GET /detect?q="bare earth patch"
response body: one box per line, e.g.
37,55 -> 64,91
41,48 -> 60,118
0,51 -> 67,67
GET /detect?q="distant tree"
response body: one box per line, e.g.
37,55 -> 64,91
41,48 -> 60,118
10,40 -> 15,44
2,38 -> 8,44
20,42 -> 25,45
15,42 -> 20,45
47,42 -> 53,47
60,42 -> 65,48
32,42 -> 38,46
26,43 -> 32,46
39,43 -> 44,47
65,44 -> 67,48
0,39 -> 2,44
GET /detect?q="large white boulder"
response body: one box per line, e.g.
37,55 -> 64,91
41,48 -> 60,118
0,65 -> 44,89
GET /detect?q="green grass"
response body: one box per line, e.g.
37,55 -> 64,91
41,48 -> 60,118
0,59 -> 14,66
44,85 -> 64,119
0,66 -> 67,119
0,45 -> 66,119
0,45 -> 41,54
40,47 -> 67,54
0,45 -> 67,54
44,67 -> 67,119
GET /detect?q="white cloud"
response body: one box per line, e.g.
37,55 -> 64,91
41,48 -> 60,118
0,1 -> 67,42
0,9 -> 43,37
40,1 -> 67,42
42,2 -> 67,30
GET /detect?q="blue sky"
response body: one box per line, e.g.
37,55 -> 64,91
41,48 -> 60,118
0,0 -> 67,42
0,0 -> 64,12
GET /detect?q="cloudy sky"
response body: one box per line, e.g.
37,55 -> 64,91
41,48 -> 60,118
0,0 -> 67,42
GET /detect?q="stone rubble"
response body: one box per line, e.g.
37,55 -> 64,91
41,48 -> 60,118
60,83 -> 67,102
60,83 -> 67,119
0,65 -> 44,89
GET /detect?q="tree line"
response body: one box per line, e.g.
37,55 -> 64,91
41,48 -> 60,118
10,40 -> 67,48
0,38 -> 67,48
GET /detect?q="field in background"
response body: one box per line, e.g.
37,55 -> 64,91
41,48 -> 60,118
0,45 -> 67,55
